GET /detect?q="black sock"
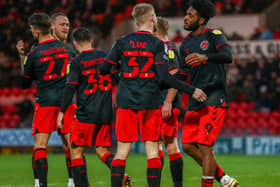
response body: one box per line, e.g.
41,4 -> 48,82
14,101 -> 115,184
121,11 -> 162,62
32,149 -> 38,180
111,159 -> 126,187
147,158 -> 162,187
101,152 -> 115,169
65,149 -> 73,179
34,148 -> 48,187
72,158 -> 88,187
169,153 -> 183,187
159,150 -> 164,168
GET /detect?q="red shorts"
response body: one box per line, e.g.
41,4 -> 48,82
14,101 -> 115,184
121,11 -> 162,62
32,103 -> 76,136
116,108 -> 161,142
70,119 -> 111,147
181,106 -> 226,146
161,108 -> 180,139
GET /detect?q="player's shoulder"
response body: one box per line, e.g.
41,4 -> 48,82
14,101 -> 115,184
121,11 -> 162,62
94,49 -> 107,57
207,28 -> 225,37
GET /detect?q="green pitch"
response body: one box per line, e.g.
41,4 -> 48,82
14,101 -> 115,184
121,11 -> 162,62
0,154 -> 279,187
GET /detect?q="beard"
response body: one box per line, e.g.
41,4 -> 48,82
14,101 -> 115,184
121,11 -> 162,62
184,20 -> 200,31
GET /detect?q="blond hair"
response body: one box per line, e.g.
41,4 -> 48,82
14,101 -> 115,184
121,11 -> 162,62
157,17 -> 169,36
132,3 -> 155,26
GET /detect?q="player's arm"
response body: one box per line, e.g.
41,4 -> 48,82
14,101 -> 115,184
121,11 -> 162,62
174,42 -> 190,81
162,68 -> 178,119
58,59 -> 80,129
186,31 -> 232,65
99,40 -> 122,75
21,52 -> 34,89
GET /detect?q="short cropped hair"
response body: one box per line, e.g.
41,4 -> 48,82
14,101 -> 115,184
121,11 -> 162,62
157,17 -> 169,36
132,3 -> 155,26
50,12 -> 67,23
190,0 -> 216,24
28,13 -> 51,35
71,27 -> 92,43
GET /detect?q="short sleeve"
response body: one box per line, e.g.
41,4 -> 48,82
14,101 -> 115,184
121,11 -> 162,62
66,58 -> 81,85
105,39 -> 122,65
211,30 -> 230,50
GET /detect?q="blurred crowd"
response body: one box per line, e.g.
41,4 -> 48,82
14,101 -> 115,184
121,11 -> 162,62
0,0 -> 279,128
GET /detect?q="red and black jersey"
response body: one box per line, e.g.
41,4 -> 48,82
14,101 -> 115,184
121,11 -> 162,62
67,49 -> 114,124
160,41 -> 181,109
104,31 -> 165,110
23,38 -> 75,106
179,28 -> 232,111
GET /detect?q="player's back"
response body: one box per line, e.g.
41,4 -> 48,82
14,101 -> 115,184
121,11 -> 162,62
24,38 -> 73,106
160,41 -> 181,109
69,49 -> 113,124
110,31 -> 163,110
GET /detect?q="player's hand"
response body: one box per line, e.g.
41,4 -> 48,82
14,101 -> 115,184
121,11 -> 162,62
57,112 -> 64,129
16,40 -> 25,56
192,88 -> 207,102
162,101 -> 172,119
185,53 -> 208,66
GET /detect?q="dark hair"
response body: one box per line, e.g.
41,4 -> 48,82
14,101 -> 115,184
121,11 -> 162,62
71,27 -> 92,43
190,0 -> 216,24
51,12 -> 67,23
157,17 -> 169,36
28,13 -> 51,35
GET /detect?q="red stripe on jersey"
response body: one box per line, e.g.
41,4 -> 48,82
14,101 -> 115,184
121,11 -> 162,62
134,31 -> 153,35
23,75 -> 31,78
155,62 -> 166,65
39,38 -> 56,45
216,43 -> 230,50
105,58 -> 118,65
112,70 -> 119,74
124,51 -> 138,56
179,72 -> 189,75
68,82 -> 78,85
82,68 -> 96,75
81,48 -> 95,53
168,67 -> 178,71
140,51 -> 154,57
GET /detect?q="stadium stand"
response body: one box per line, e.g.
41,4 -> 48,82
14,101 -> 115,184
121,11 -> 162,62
0,0 -> 279,137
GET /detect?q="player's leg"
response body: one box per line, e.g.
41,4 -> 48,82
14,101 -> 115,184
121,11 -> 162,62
71,146 -> 87,187
162,108 -> 182,187
59,104 -> 77,186
111,141 -> 132,187
164,136 -> 183,187
111,108 -> 138,187
32,135 -> 39,187
145,141 -> 162,187
141,108 -> 162,187
94,123 -> 114,169
96,146 -> 114,169
32,105 -> 58,187
70,120 -> 94,187
34,133 -> 51,187
60,133 -> 74,187
158,141 -> 165,168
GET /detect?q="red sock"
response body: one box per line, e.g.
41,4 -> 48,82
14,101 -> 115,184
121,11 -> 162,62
215,163 -> 225,181
101,152 -> 114,168
201,176 -> 214,187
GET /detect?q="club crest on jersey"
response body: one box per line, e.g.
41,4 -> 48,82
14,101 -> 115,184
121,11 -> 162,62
200,40 -> 209,50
